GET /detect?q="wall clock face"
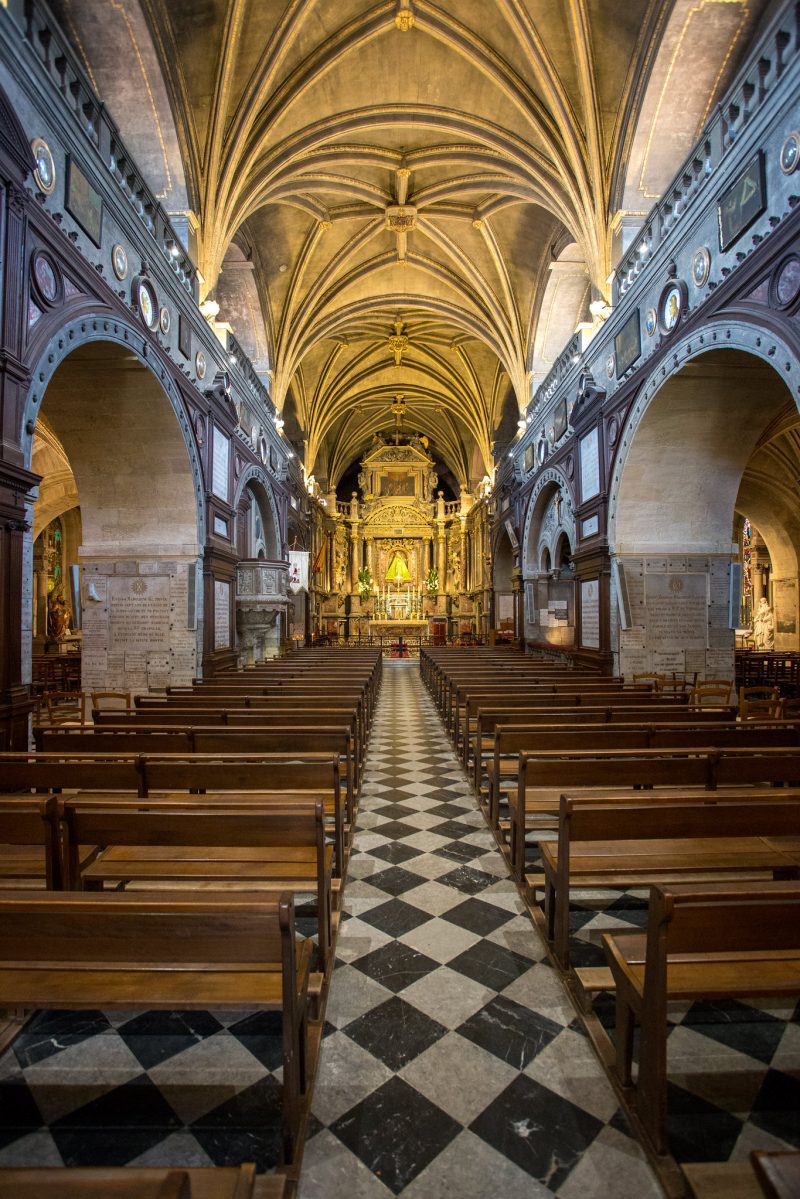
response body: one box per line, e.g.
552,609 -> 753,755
31,138 -> 55,193
137,279 -> 157,328
112,243 -> 128,280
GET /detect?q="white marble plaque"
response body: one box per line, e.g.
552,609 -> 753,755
214,579 -> 231,649
212,427 -> 230,501
645,573 -> 707,651
580,428 -> 600,502
109,577 -> 170,651
653,649 -> 685,675
497,594 -> 514,622
582,515 -> 599,537
581,579 -> 600,648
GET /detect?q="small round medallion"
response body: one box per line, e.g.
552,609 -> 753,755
536,438 -> 547,465
136,278 -> 157,328
195,350 -> 207,380
644,307 -> 657,337
659,281 -> 684,334
779,131 -> 800,175
771,255 -> 800,310
111,243 -> 128,281
259,434 -> 269,465
30,138 -> 55,194
691,246 -> 711,288
159,305 -> 171,335
31,250 -> 60,306
605,353 -> 615,379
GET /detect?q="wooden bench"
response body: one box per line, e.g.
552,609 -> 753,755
684,1151 -> 800,1199
603,882 -> 800,1154
0,797 -> 62,889
62,800 -> 333,974
512,747 -> 800,882
0,1163 -> 285,1198
0,890 -> 310,1164
540,791 -> 800,968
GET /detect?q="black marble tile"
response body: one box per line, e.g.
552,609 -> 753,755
749,1069 -> 800,1148
51,1076 -> 181,1166
448,940 -> 532,991
13,1010 -> 112,1068
116,1010 -> 225,1071
442,897 -> 513,937
679,1002 -> 786,1066
438,865 -> 500,895
369,842 -> 423,866
372,802 -> 419,821
190,1077 -> 284,1168
366,866 -> 430,896
0,1076 -> 44,1151
330,1076 -> 460,1195
227,1011 -> 285,1072
428,801 -> 475,819
365,821 -> 420,842
434,841 -> 487,864
343,997 -> 447,1071
470,1073 -> 603,1186
427,820 -> 476,841
352,940 -> 439,993
664,1082 -> 744,1162
457,997 -> 562,1070
359,897 -> 433,938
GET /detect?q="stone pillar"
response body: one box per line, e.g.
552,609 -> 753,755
350,526 -> 360,593
512,566 -> 523,643
459,524 -> 467,592
436,526 -> 446,590
366,536 -> 375,577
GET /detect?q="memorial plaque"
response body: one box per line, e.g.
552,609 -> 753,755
497,594 -> 514,622
582,515 -> 599,538
645,573 -> 707,651
212,427 -> 230,501
214,580 -> 231,649
581,579 -> 600,648
580,428 -> 600,502
109,577 -> 170,651
653,649 -> 685,675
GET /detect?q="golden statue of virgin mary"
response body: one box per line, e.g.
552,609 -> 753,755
385,548 -> 411,584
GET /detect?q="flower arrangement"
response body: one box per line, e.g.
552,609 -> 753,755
425,566 -> 439,594
357,566 -> 374,599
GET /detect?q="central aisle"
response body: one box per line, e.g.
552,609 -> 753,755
299,662 -> 661,1198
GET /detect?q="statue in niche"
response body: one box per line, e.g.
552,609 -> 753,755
47,587 -> 70,640
753,596 -> 775,649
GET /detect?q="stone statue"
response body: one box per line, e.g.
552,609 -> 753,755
753,596 -> 775,650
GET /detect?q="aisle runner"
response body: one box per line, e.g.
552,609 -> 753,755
299,662 -> 660,1198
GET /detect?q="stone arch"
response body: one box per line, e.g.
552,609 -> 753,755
521,464 -> 576,578
607,321 -> 800,674
20,313 -> 206,689
233,464 -> 283,560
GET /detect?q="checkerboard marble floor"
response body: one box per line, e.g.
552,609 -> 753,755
298,662 -> 663,1198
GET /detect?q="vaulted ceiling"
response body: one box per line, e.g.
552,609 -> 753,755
54,0 -> 770,490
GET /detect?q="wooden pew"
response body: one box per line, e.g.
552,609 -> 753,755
541,792 -> 800,968
0,890 -> 310,1164
603,882 -> 800,1154
512,747 -> 800,882
0,797 -> 62,889
0,1164 -> 285,1198
684,1152 -> 800,1199
483,720 -> 800,828
62,800 -> 333,973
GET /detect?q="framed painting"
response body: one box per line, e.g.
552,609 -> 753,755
65,156 -> 103,247
718,151 -> 766,251
553,397 -> 568,442
614,309 -> 641,377
178,313 -> 191,360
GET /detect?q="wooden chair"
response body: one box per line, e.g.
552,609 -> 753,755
688,679 -> 734,708
632,673 -> 664,692
44,690 -> 88,727
91,691 -> 133,714
739,685 -> 782,720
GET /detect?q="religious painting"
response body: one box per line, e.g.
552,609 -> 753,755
178,313 -> 191,359
65,156 -> 103,247
523,444 -> 535,473
658,281 -> 686,335
553,398 -> 568,442
614,309 -> 641,377
718,151 -> 766,251
380,471 -> 416,497
385,548 -> 411,584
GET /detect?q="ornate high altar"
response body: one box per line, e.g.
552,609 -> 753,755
323,431 -> 475,643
